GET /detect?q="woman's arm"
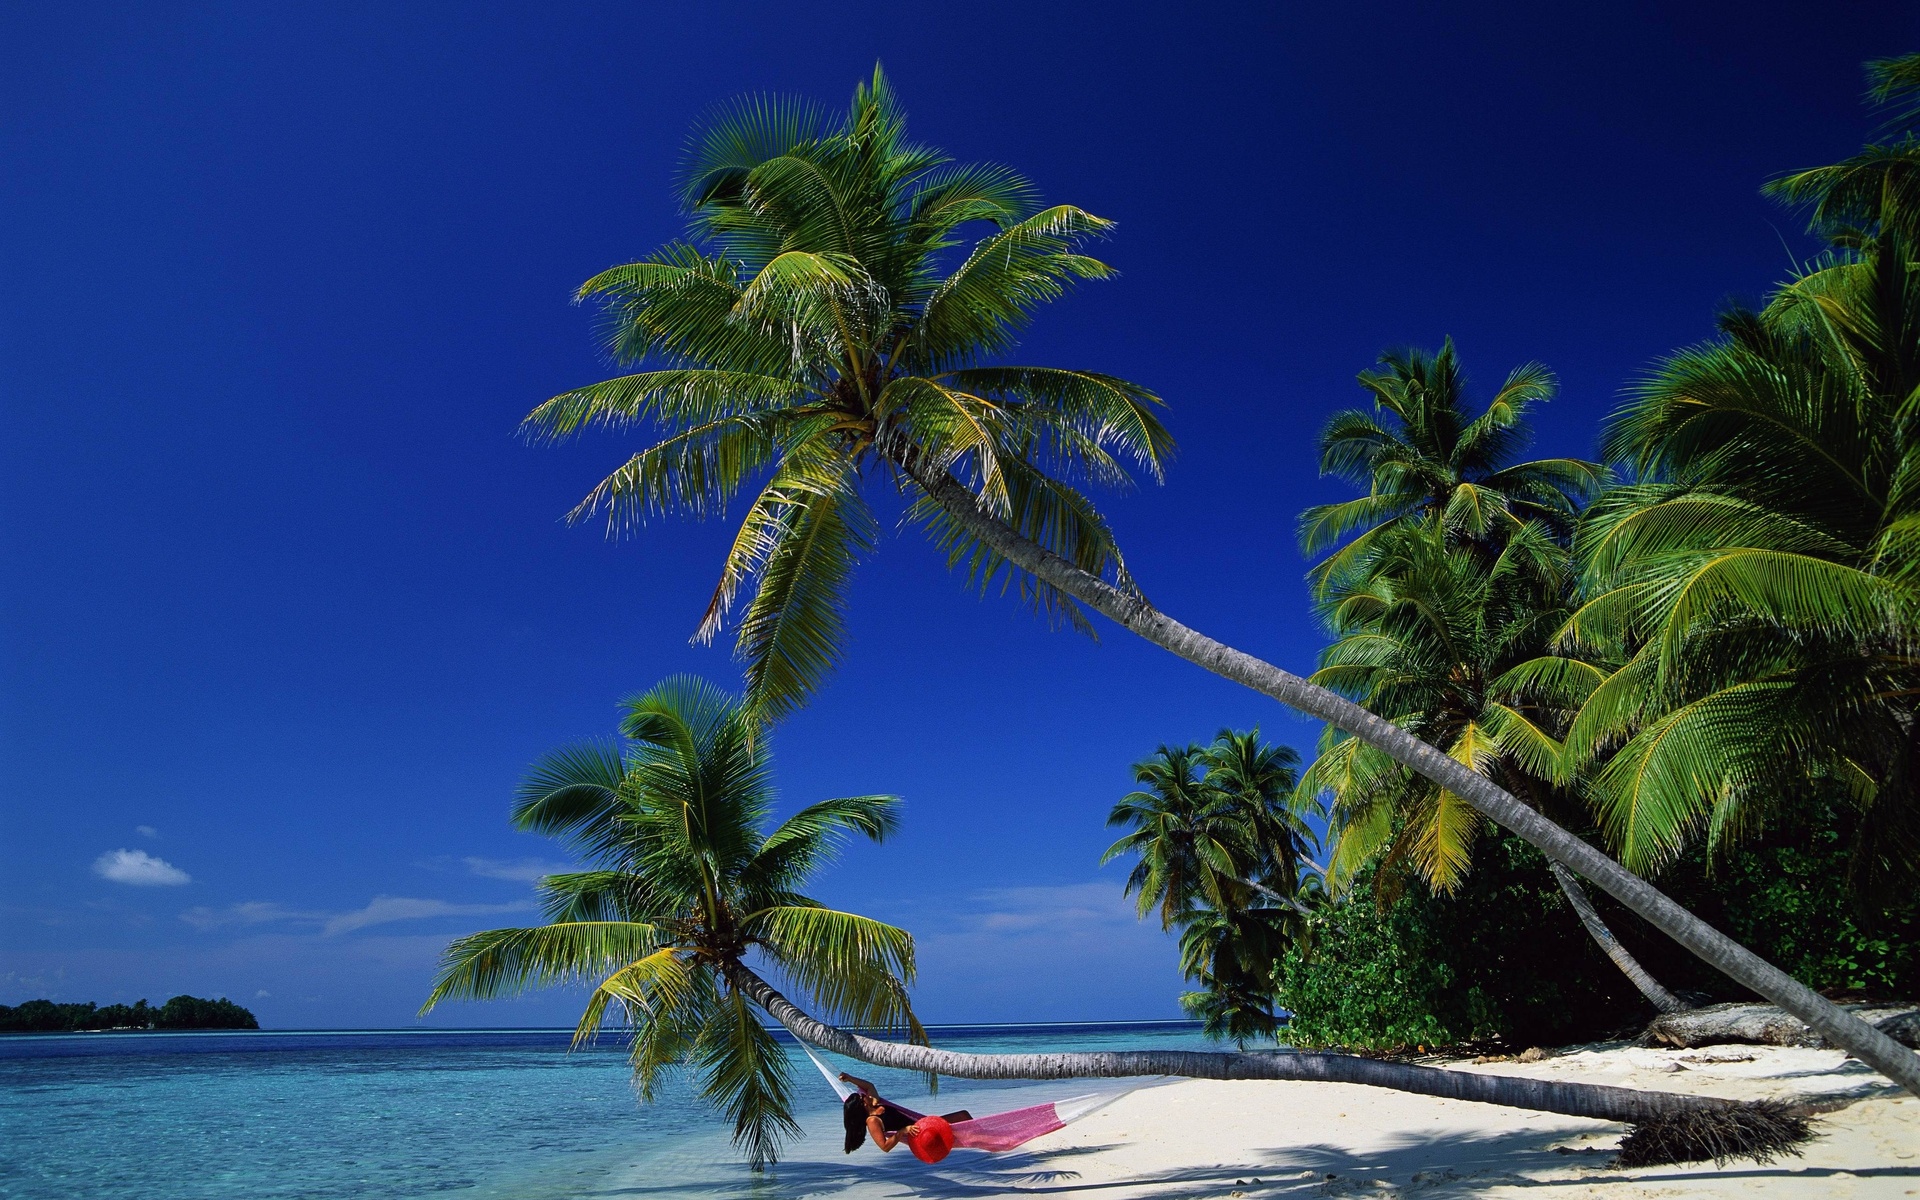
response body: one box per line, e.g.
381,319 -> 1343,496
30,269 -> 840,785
838,1071 -> 878,1098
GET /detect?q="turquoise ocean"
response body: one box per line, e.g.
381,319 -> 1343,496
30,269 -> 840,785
0,1022 -> 1216,1199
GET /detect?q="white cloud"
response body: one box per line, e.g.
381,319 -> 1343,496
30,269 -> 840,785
93,849 -> 191,886
322,896 -> 535,937
255,990 -> 271,998
463,856 -> 571,883
136,825 -> 158,839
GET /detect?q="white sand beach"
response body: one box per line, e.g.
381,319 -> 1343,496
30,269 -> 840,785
807,1043 -> 1916,1198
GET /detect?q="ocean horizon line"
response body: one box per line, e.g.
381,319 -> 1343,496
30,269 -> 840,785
2,1017 -> 1207,1040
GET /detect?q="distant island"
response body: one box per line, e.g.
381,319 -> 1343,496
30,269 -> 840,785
0,995 -> 259,1033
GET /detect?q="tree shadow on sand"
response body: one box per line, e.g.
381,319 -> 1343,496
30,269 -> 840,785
574,1117 -> 1919,1198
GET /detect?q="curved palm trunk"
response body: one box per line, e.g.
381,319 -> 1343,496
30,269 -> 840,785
909,468 -> 1920,1096
727,964 -> 1762,1130
1548,861 -> 1688,1015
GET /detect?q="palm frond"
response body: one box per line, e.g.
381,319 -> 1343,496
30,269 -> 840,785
420,922 -> 662,1012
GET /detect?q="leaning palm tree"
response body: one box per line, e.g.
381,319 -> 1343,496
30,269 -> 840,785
1298,341 -> 1604,596
419,676 -> 923,1168
426,680 -> 1809,1167
526,67 -> 1920,1091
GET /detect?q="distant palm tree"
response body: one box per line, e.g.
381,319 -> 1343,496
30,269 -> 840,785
1299,341 -> 1604,596
1102,734 -> 1315,928
419,676 -> 921,1168
1104,731 -> 1318,1041
526,67 -> 1920,1091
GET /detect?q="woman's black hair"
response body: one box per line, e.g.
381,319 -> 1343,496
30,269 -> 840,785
842,1093 -> 869,1153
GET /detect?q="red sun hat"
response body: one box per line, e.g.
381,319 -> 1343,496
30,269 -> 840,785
905,1115 -> 955,1163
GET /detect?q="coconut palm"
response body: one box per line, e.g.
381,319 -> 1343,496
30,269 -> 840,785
419,676 -> 922,1168
529,68 -> 1920,1091
1102,733 -> 1316,925
1298,341 -> 1605,596
1763,52 -> 1920,242
1103,732 -> 1318,1041
1562,70 -> 1920,906
1298,521 -> 1685,1012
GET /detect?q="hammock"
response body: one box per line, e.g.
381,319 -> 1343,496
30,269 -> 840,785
799,1042 -> 1139,1153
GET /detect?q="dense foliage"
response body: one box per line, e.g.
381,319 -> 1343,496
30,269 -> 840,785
0,995 -> 257,1033
1219,53 -> 1920,1050
1276,831 -> 1644,1051
1277,802 -> 1920,1052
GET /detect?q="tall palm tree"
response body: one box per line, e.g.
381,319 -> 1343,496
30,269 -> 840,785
527,68 -> 1920,1091
1298,521 -> 1685,1012
419,676 -> 922,1168
1298,341 -> 1604,596
1563,62 -> 1920,907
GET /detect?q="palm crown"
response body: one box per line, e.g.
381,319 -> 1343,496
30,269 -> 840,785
1559,54 -> 1920,896
1299,521 -> 1584,892
420,676 -> 921,1167
526,68 -> 1171,720
1102,733 -> 1315,930
1299,340 -> 1602,596
1102,731 -> 1317,1044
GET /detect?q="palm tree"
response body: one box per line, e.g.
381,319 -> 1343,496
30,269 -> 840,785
1103,731 -> 1318,1042
1298,521 -> 1685,1012
418,676 -> 923,1168
1298,341 -> 1604,596
1103,744 -> 1224,929
1562,61 -> 1920,907
527,68 -> 1920,1092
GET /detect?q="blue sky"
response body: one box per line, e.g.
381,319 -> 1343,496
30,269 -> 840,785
4,2 -> 1914,1029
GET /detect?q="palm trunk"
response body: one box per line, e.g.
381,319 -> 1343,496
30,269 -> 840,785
910,468 -> 1920,1096
1548,860 -> 1688,1015
726,963 -> 1785,1138
1229,873 -> 1313,915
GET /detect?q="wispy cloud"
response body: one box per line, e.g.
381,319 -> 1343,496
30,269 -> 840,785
322,896 -> 536,937
93,849 -> 190,886
136,825 -> 158,839
964,882 -> 1144,933
180,896 -> 537,936
463,856 -> 571,883
179,901 -> 328,931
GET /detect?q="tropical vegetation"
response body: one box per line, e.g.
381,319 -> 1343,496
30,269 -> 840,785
1253,51 -> 1920,1049
0,995 -> 257,1033
1101,731 -> 1319,1043
517,63 -> 1920,1096
420,676 -> 923,1168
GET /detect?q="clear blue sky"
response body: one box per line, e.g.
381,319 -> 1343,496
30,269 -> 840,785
4,2 -> 1914,1029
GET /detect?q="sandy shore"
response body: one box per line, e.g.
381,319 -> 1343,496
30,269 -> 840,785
806,1042 -> 1916,1198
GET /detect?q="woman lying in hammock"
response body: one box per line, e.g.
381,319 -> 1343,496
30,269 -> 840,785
838,1071 -> 972,1161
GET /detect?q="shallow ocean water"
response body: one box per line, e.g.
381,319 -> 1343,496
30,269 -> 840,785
0,1022 -> 1214,1199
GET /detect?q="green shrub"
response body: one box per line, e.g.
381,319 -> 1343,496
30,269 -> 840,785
1276,828 -> 1645,1050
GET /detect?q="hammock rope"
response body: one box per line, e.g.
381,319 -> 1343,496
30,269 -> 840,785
799,1041 -> 1142,1153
